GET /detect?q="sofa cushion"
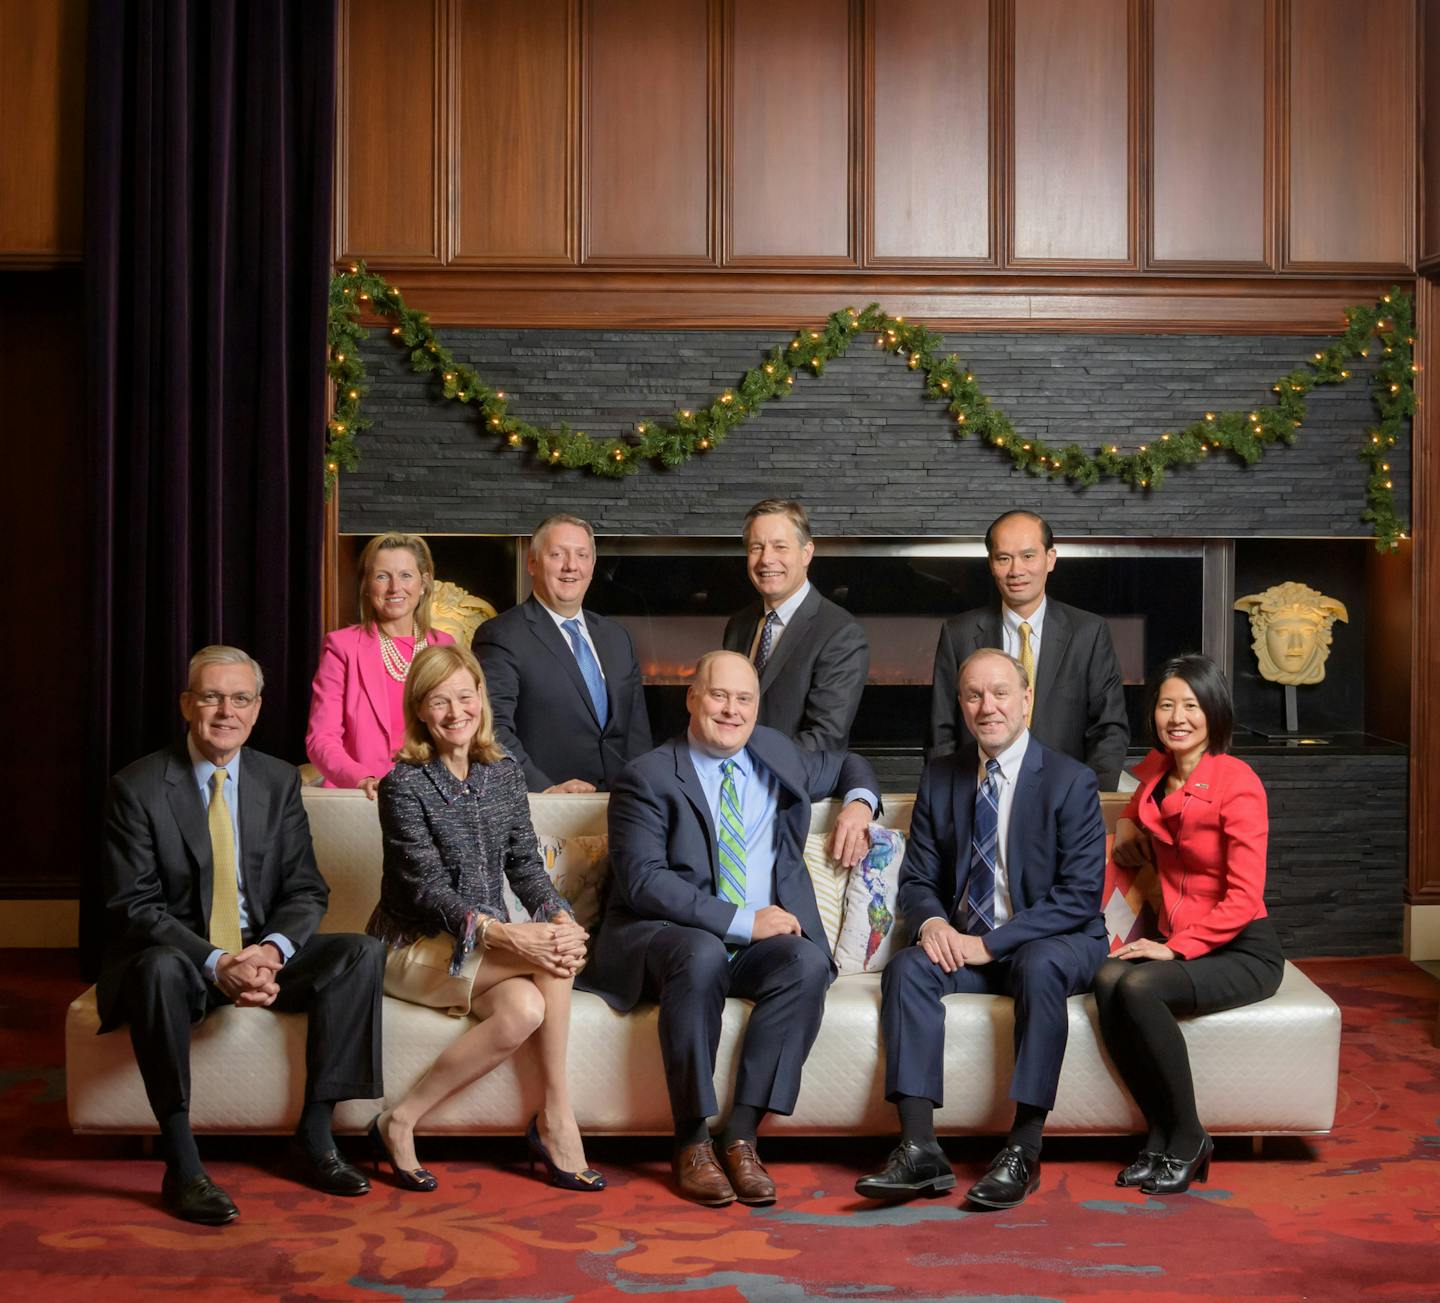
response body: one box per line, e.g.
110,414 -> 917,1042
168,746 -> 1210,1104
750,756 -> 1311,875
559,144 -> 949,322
801,833 -> 849,950
833,825 -> 908,975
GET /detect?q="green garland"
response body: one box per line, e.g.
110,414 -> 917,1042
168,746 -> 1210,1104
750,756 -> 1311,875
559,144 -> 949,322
326,263 -> 1416,550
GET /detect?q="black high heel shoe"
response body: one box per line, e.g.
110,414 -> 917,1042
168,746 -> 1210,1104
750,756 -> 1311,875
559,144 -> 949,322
525,1115 -> 606,1191
1140,1134 -> 1214,1196
367,1112 -> 439,1192
1115,1149 -> 1165,1188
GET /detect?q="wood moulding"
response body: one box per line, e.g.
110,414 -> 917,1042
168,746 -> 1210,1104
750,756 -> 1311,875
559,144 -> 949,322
341,269 -> 1415,333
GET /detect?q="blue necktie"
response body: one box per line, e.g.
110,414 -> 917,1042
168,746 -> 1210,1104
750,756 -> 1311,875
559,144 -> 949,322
754,610 -> 780,675
562,618 -> 609,727
964,758 -> 1001,934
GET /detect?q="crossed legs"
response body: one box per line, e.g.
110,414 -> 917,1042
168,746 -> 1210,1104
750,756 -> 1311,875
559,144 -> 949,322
376,952 -> 589,1175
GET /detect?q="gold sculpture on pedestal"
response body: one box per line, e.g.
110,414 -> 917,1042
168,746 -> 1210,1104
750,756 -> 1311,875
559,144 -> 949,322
1234,581 -> 1349,686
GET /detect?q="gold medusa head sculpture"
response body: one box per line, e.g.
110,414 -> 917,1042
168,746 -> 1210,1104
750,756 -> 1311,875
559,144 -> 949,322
1234,581 -> 1349,686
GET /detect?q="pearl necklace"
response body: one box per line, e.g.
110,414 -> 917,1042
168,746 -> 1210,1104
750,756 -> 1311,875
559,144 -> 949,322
378,630 -> 427,682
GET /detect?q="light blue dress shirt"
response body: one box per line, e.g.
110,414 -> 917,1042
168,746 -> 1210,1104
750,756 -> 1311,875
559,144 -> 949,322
187,737 -> 294,983
688,741 -> 877,945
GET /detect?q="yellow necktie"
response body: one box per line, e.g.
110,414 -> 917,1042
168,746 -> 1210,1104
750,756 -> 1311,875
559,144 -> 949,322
208,768 -> 244,955
1018,622 -> 1035,727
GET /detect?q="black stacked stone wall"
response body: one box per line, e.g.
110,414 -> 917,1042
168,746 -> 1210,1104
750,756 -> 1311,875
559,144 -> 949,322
341,328 -> 1409,539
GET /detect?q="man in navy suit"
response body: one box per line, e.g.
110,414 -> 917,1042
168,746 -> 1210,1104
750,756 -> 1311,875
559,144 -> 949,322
857,648 -> 1107,1210
475,513 -> 652,792
582,651 -> 878,1207
722,499 -> 869,750
927,510 -> 1129,789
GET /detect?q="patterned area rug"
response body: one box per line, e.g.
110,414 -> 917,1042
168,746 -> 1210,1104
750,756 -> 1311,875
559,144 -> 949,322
1,953 -> 1435,1301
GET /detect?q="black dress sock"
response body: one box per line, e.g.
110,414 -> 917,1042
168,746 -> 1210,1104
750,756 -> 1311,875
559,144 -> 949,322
675,1116 -> 711,1149
295,1099 -> 336,1157
717,1104 -> 765,1149
896,1095 -> 937,1147
1006,1102 -> 1047,1162
159,1110 -> 203,1182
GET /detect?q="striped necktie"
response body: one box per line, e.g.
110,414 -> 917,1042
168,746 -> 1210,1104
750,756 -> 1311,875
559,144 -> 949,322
964,758 -> 1002,934
716,758 -> 747,909
208,768 -> 244,954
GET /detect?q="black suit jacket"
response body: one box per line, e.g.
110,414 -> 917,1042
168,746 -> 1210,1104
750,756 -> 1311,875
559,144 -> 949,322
580,725 -> 879,1011
898,738 -> 1108,958
97,743 -> 329,1030
722,586 -> 869,751
927,599 -> 1129,790
474,596 -> 652,792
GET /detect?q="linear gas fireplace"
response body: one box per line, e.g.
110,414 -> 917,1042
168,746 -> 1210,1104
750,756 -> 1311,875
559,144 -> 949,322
403,535 -> 1232,784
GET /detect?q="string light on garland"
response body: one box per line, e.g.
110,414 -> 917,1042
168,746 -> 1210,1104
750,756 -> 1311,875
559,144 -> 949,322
325,262 -> 1416,549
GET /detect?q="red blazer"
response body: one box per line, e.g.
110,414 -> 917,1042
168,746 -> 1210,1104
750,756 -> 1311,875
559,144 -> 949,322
1120,749 -> 1269,959
305,623 -> 455,789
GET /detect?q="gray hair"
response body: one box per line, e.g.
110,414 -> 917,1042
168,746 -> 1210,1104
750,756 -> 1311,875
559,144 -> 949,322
957,647 -> 1029,692
187,645 -> 265,695
529,513 -> 596,560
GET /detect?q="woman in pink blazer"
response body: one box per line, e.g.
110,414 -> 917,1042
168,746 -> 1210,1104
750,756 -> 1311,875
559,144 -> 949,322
1094,654 -> 1283,1196
306,532 -> 455,796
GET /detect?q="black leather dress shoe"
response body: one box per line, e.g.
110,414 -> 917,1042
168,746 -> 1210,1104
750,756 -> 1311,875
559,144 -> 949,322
289,1143 -> 371,1196
161,1171 -> 239,1225
1116,1149 -> 1165,1188
854,1140 -> 956,1200
965,1144 -> 1041,1209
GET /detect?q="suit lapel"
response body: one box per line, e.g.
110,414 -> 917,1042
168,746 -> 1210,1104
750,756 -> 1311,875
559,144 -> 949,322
974,609 -> 1002,650
949,745 -> 979,914
1006,738 -> 1046,910
355,626 -> 394,740
759,586 -> 821,690
236,750 -> 270,916
526,598 -> 601,726
164,746 -> 213,917
1032,602 -> 1069,714
673,738 -> 719,886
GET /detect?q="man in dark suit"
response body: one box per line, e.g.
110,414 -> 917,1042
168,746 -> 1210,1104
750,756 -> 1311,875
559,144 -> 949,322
928,510 -> 1129,789
857,648 -> 1108,1210
99,646 -> 385,1225
475,513 -> 651,792
582,650 -> 878,1207
722,498 -> 869,750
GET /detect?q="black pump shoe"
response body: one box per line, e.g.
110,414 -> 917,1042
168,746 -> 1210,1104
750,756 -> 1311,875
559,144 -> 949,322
1116,1149 -> 1165,1188
1140,1135 -> 1214,1195
526,1115 -> 606,1191
367,1113 -> 438,1192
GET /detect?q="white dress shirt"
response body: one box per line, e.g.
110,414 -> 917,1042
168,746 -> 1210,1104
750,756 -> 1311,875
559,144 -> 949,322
747,580 -> 812,663
1001,597 -> 1046,669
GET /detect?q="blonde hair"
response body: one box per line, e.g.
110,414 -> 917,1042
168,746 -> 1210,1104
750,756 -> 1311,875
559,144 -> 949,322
357,532 -> 437,635
395,644 -> 506,766
742,498 -> 812,546
529,513 -> 596,560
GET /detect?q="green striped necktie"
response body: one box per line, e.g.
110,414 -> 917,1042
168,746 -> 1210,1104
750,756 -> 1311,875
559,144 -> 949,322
716,758 -> 747,908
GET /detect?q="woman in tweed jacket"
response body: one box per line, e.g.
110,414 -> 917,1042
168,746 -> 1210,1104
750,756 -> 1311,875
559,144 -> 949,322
367,644 -> 603,1192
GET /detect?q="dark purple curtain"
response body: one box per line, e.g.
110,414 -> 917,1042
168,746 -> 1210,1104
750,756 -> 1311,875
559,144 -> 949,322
84,0 -> 338,957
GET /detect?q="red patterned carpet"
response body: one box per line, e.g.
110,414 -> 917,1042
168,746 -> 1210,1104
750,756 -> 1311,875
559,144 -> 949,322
1,952 -> 1436,1302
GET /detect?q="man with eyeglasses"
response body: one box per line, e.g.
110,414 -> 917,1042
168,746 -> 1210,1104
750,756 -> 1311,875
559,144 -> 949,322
97,645 -> 385,1225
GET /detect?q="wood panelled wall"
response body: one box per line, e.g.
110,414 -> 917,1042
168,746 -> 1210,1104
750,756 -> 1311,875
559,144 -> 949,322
0,0 -> 86,267
333,0 -> 1416,325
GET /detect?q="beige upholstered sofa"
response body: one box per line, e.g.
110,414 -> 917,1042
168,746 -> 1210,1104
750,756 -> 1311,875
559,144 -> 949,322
67,788 -> 1341,1138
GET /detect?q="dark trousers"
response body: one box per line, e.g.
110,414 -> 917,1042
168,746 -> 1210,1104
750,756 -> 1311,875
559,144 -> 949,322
117,933 -> 386,1121
642,925 -> 831,1122
881,932 -> 1106,1111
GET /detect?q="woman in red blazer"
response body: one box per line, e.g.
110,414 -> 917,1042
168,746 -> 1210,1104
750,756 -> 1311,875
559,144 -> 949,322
306,532 -> 455,795
1095,653 -> 1283,1195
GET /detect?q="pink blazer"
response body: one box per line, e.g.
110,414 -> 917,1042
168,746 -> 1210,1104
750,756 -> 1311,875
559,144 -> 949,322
305,623 -> 456,789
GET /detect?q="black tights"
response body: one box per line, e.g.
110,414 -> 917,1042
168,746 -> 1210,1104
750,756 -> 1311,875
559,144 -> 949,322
1092,958 -> 1205,1156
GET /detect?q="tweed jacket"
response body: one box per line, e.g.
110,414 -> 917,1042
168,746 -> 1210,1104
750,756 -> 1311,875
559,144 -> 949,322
369,755 -> 566,948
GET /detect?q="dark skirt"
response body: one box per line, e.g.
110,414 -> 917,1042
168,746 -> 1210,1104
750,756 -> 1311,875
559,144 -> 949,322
1176,916 -> 1285,1014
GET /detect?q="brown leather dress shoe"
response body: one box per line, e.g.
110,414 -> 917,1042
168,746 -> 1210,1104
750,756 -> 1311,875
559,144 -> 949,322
672,1139 -> 736,1207
718,1138 -> 776,1206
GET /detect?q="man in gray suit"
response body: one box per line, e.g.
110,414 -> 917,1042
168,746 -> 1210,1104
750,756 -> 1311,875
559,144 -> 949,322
476,513 -> 652,792
927,511 -> 1129,790
722,499 -> 869,750
99,646 -> 385,1225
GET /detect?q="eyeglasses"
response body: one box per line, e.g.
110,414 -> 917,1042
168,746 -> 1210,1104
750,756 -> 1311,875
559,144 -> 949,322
190,691 -> 259,709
